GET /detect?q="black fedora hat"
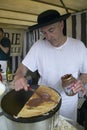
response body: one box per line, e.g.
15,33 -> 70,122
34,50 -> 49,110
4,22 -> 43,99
29,9 -> 71,31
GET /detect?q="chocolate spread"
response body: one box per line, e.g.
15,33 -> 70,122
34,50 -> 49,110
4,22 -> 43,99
26,98 -> 43,107
27,92 -> 53,107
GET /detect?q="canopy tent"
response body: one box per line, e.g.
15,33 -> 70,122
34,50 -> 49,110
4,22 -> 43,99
0,0 -> 86,28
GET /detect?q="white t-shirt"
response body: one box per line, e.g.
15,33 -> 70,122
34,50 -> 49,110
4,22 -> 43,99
22,37 -> 87,122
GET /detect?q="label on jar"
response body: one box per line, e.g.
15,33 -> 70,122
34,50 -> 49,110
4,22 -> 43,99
64,82 -> 75,96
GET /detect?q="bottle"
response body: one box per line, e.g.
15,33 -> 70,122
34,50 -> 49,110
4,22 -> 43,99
0,64 -> 2,81
6,60 -> 13,82
61,74 -> 77,96
0,73 -> 2,81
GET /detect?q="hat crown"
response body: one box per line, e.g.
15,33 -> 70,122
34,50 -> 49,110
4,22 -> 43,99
37,10 -> 61,24
29,10 -> 71,31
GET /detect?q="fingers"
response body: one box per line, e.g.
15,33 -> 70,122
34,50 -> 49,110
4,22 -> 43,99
14,77 -> 28,91
72,80 -> 86,96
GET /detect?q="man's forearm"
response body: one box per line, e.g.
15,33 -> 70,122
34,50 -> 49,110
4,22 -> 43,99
15,64 -> 28,79
0,44 -> 9,53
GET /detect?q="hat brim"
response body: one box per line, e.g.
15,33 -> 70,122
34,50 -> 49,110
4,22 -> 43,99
29,13 -> 71,31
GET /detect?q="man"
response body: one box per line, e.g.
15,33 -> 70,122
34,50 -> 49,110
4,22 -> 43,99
0,28 -> 11,61
14,10 -> 87,124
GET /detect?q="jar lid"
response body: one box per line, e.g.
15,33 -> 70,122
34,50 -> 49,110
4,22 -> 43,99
61,74 -> 72,81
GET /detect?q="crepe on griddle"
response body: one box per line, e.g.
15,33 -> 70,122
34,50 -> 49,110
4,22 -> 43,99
17,85 -> 61,118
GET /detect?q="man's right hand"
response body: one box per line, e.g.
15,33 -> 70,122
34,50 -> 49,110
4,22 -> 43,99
14,75 -> 29,91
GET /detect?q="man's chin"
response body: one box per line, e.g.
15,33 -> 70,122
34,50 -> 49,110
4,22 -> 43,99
51,43 -> 59,47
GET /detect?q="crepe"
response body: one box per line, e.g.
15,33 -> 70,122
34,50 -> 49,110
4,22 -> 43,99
17,85 -> 61,118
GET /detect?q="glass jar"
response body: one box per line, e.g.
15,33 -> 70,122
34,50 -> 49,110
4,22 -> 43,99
61,74 -> 76,96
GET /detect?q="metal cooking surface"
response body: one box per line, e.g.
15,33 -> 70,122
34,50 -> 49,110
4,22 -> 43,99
1,85 -> 38,116
1,89 -> 33,116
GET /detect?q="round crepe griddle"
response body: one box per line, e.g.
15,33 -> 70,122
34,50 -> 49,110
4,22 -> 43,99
1,85 -> 62,123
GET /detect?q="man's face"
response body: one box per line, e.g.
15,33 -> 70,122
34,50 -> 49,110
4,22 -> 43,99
40,21 -> 64,47
0,31 -> 3,41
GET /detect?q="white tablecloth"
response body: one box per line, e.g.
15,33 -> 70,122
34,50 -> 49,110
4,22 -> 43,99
53,115 -> 84,130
